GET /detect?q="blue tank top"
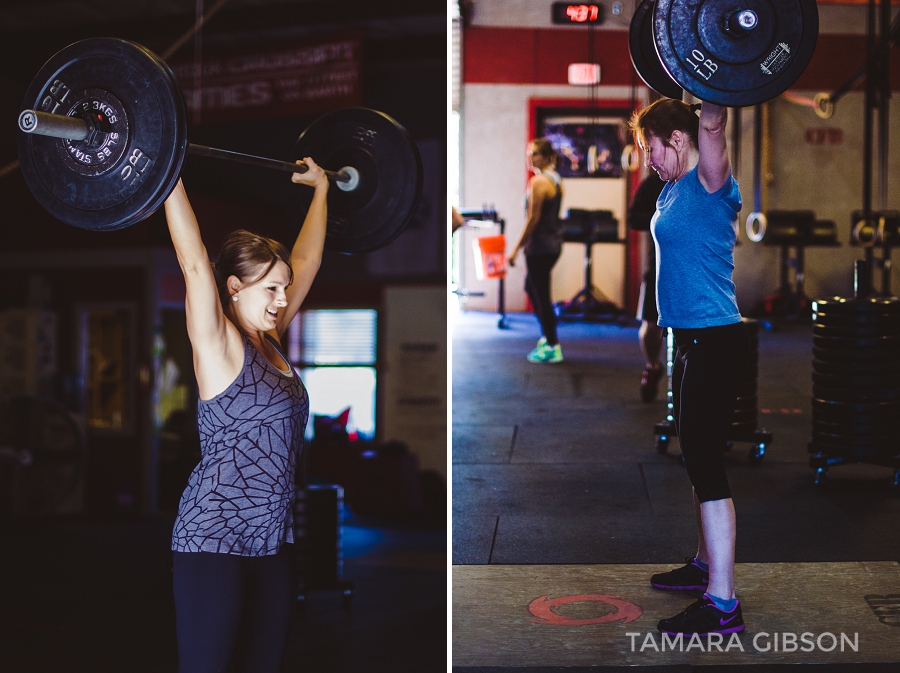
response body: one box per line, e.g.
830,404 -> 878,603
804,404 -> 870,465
172,332 -> 308,556
651,165 -> 742,329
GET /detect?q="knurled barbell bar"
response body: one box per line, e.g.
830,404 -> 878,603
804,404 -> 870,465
16,38 -> 423,254
629,0 -> 819,107
19,108 -> 358,185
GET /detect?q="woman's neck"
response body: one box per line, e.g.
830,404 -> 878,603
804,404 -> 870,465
674,149 -> 700,182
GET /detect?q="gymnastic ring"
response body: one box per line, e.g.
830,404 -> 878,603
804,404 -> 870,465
853,218 -> 877,247
621,144 -> 640,173
587,145 -> 599,174
746,211 -> 767,243
813,93 -> 834,120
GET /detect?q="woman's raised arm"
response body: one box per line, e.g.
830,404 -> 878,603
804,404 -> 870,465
697,102 -> 731,194
276,158 -> 329,339
164,180 -> 231,360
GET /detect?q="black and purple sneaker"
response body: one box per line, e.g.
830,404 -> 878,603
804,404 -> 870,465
658,594 -> 745,636
650,557 -> 709,591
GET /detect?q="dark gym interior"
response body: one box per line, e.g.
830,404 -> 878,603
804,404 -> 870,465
452,0 -> 900,670
0,1 -> 446,671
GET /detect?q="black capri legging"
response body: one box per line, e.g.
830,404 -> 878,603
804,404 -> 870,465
525,251 -> 561,345
671,321 -> 750,503
173,545 -> 294,673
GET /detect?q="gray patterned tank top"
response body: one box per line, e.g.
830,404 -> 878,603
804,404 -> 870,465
172,332 -> 308,556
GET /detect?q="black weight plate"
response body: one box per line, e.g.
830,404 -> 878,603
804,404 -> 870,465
813,312 -> 900,327
813,324 -> 900,338
18,38 -> 187,230
812,397 -> 900,413
812,335 -> 900,352
813,385 -> 900,403
630,0 -> 684,99
810,432 -> 898,450
734,381 -> 758,398
653,0 -> 819,107
811,297 -> 900,315
812,371 -> 900,389
742,317 -> 761,336
813,359 -> 900,377
812,410 -> 900,428
731,408 -> 757,423
812,420 -> 899,437
730,420 -> 758,435
291,108 -> 423,254
733,395 -> 758,410
812,347 -> 900,364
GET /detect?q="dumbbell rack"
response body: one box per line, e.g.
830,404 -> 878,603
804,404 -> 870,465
654,319 -> 773,464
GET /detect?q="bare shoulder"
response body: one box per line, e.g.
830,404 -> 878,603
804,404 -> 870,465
530,173 -> 555,197
193,318 -> 246,401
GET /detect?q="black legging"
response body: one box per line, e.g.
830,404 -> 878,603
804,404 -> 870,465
173,545 -> 294,673
525,251 -> 561,346
671,322 -> 750,503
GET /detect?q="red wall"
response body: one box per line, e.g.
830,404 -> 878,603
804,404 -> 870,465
463,27 -> 900,93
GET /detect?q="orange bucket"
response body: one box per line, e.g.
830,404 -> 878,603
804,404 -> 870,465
472,235 -> 507,280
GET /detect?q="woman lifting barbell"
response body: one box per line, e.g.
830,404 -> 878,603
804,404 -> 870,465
508,138 -> 565,364
164,159 -> 328,673
628,98 -> 750,637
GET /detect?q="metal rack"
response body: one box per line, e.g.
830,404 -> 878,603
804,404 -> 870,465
654,319 -> 773,464
455,207 -> 508,329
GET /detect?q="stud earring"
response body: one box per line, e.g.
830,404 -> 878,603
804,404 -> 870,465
232,295 -> 239,302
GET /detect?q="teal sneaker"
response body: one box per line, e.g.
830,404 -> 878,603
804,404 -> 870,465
527,342 -> 563,363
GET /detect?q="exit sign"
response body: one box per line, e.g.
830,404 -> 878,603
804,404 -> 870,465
552,3 -> 605,24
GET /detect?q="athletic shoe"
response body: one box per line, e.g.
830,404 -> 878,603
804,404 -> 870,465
657,594 -> 744,636
527,343 -> 563,363
640,364 -> 664,402
650,557 -> 709,591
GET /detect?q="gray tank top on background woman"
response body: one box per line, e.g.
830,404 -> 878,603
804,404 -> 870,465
524,169 -> 563,257
172,332 -> 308,556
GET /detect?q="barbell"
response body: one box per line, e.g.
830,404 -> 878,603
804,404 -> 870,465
16,38 -> 423,254
630,0 -> 819,107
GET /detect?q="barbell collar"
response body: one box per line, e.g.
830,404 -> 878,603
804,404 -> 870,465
729,9 -> 758,34
187,144 -> 351,184
18,109 -> 92,141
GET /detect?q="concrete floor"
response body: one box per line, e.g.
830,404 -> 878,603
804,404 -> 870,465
451,309 -> 900,671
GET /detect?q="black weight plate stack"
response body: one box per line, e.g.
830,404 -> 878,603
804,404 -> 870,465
809,297 -> 900,459
730,317 -> 761,437
291,108 -> 423,254
18,38 -> 188,230
630,0 -> 684,99
653,0 -> 819,107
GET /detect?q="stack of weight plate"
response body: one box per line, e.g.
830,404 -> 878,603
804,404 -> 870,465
810,297 -> 900,480
732,318 -> 761,438
655,318 -> 771,462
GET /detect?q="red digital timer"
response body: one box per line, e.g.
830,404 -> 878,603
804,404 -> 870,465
551,3 -> 604,25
